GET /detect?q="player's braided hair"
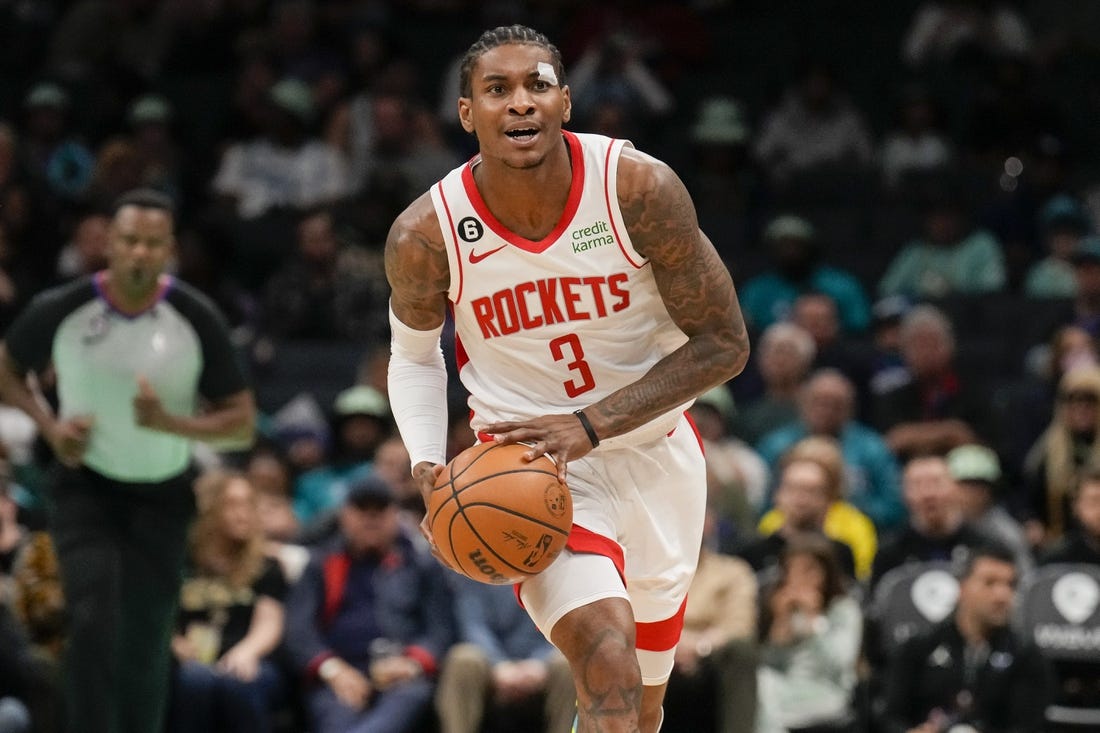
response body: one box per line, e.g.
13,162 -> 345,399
459,25 -> 565,98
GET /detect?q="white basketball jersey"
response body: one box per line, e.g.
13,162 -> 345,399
430,131 -> 691,445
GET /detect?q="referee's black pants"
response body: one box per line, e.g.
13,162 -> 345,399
47,465 -> 196,733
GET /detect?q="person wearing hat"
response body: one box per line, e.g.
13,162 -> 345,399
127,94 -> 183,203
947,443 -> 1033,575
683,96 -> 757,265
739,213 -> 872,334
1025,194 -> 1094,298
283,473 -> 453,733
878,182 -> 1007,299
293,385 -> 393,529
211,77 -> 350,221
21,81 -> 94,202
1063,236 -> 1100,340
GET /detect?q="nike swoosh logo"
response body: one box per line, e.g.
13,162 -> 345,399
468,245 -> 507,263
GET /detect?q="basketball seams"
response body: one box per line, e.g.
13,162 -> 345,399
459,502 -> 571,535
449,510 -> 561,578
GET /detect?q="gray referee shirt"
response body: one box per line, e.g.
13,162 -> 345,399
4,274 -> 248,482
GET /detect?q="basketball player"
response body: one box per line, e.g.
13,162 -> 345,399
385,25 -> 749,733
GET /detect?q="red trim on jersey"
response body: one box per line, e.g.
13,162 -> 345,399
603,142 -> 645,269
436,181 -> 464,303
683,410 -> 705,454
460,131 -> 585,253
635,598 -> 688,651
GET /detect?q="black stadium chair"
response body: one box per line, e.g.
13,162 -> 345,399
1017,563 -> 1100,731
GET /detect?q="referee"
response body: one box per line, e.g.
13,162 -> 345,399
0,189 -> 256,733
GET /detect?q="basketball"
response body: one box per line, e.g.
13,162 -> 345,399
428,442 -> 573,585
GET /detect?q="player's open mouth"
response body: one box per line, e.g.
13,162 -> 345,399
505,128 -> 539,142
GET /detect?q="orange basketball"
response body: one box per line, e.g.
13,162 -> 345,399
428,442 -> 573,585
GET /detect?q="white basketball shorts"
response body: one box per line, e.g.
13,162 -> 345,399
518,413 -> 707,685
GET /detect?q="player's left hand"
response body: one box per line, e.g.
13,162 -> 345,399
133,375 -> 172,432
483,413 -> 596,481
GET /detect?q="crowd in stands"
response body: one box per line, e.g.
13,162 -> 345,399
2,1 -> 1100,732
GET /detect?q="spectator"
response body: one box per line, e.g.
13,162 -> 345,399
1024,194 -> 1093,298
735,446 -> 858,581
755,534 -> 862,733
283,476 -> 452,733
877,543 -> 1051,733
54,210 -> 109,282
945,443 -> 1033,575
790,293 -> 873,399
732,322 -> 816,445
871,304 -> 991,460
756,435 -> 880,584
878,186 -> 1007,299
18,82 -> 94,204
664,502 -> 759,733
901,1 -> 1033,69
758,369 -> 905,534
1064,236 -> 1100,339
739,215 -> 871,334
566,30 -> 675,134
689,385 -> 769,543
1022,365 -> 1100,549
124,93 -> 183,206
1040,465 -> 1100,565
294,385 -> 392,531
170,470 -> 288,733
213,78 -> 350,220
867,295 -> 912,398
261,207 -> 389,342
683,96 -> 757,262
434,576 -> 575,733
753,58 -> 874,185
244,446 -> 310,584
880,86 -> 954,189
871,454 -> 992,589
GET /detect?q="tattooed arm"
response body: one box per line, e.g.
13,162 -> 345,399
384,193 -> 452,511
385,192 -> 451,332
582,146 -> 750,439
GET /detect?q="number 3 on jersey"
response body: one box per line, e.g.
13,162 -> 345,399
549,334 -> 595,398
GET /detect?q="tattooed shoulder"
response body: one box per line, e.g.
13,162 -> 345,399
616,147 -> 700,267
384,192 -> 450,328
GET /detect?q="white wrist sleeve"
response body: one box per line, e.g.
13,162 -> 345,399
387,305 -> 449,468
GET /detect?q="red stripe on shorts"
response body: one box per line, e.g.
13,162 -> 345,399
635,597 -> 688,652
513,524 -> 626,607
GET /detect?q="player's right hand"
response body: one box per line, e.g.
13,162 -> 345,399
47,415 -> 94,467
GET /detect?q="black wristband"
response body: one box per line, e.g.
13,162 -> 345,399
573,409 -> 600,448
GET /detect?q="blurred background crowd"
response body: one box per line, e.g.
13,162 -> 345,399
2,0 -> 1100,732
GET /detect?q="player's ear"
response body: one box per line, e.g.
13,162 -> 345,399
458,97 -> 475,134
561,85 -> 571,124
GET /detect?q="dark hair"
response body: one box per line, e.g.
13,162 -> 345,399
458,25 -> 565,98
780,533 -> 848,605
110,188 -> 175,219
954,541 -> 1016,580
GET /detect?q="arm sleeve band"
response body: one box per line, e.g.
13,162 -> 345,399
387,304 -> 449,468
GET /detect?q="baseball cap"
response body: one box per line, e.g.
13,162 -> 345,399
694,385 -> 736,424
25,82 -> 69,110
764,214 -> 815,242
268,78 -> 314,123
333,385 -> 389,419
346,474 -> 395,509
690,97 -> 749,146
946,444 -> 1001,484
128,94 -> 172,126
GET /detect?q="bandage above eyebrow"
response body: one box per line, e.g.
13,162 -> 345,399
537,62 -> 558,86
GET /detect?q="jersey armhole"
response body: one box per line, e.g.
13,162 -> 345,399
431,180 -> 464,305
604,139 -> 646,270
